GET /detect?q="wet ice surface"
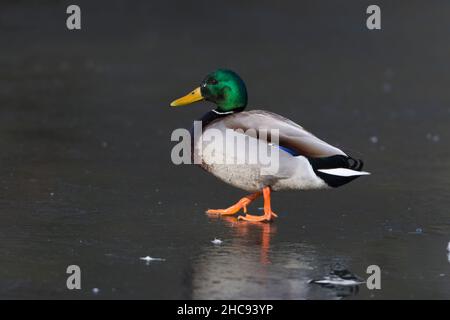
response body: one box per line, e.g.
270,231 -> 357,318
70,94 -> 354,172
1,1 -> 450,299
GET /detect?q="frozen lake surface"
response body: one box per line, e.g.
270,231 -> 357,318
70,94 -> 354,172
0,0 -> 449,299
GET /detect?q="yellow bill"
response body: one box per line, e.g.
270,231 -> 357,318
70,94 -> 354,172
170,87 -> 204,107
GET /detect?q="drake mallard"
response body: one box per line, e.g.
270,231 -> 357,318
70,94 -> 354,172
170,69 -> 369,222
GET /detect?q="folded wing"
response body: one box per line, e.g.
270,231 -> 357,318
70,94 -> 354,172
223,110 -> 347,158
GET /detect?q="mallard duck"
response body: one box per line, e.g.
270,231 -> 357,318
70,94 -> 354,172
170,69 -> 369,222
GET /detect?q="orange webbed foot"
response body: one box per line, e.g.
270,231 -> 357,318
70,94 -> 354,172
206,192 -> 261,216
237,186 -> 278,223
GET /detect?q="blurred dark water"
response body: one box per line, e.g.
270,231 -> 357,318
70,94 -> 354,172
0,0 -> 449,299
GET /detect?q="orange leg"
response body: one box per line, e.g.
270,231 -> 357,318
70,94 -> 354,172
238,187 -> 278,222
206,192 -> 261,216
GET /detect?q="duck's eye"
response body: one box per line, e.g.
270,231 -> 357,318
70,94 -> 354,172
207,78 -> 218,85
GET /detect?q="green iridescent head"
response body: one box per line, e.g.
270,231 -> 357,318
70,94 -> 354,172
170,69 -> 248,112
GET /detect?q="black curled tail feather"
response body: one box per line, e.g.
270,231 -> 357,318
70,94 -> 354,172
307,155 -> 364,172
307,155 -> 366,188
347,157 -> 364,171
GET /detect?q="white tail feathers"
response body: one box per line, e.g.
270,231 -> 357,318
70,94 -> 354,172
317,168 -> 371,177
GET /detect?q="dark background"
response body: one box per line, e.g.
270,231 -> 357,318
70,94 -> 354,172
0,0 -> 449,299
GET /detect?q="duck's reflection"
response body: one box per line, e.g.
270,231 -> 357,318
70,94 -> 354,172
219,216 -> 275,265
191,216 -> 358,299
191,216 -> 362,299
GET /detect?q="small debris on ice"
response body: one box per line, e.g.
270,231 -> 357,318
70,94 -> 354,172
211,238 -> 223,245
140,256 -> 165,262
409,228 -> 423,234
369,136 -> 379,144
309,268 -> 364,287
309,276 -> 364,286
447,242 -> 450,262
426,133 -> 440,142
